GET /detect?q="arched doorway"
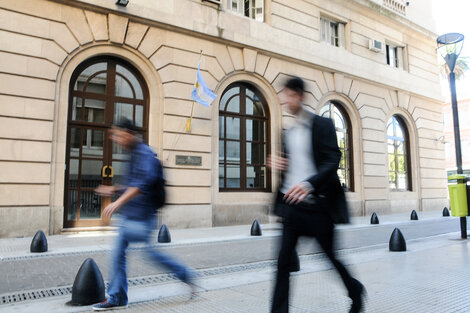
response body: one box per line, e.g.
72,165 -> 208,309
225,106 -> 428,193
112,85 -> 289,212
64,56 -> 149,228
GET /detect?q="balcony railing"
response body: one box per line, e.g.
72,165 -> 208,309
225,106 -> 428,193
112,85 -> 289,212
382,0 -> 407,15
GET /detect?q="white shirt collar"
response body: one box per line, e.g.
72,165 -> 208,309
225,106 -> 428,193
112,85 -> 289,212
292,107 -> 313,128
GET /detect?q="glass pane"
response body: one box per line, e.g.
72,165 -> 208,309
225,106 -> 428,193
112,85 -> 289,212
337,131 -> 346,149
388,154 -> 396,171
333,109 -> 345,129
226,96 -> 240,113
389,46 -> 396,67
246,97 -> 254,115
246,143 -> 264,164
69,159 -> 79,187
246,88 -> 255,99
115,74 -> 134,99
135,105 -> 143,127
219,163 -> 225,188
219,140 -> 225,161
246,120 -> 264,142
114,102 -> 134,124
388,143 -> 394,154
226,141 -> 240,162
111,160 -> 128,186
220,87 -> 239,111
112,141 -> 130,161
116,65 -> 143,99
80,159 -> 102,188
397,155 -> 405,172
219,116 -> 225,138
397,173 -> 407,190
389,172 -> 397,189
397,142 -> 404,154
84,73 -> 106,94
246,142 -> 252,164
320,104 -> 330,118
253,98 -> 265,116
246,166 -> 266,188
67,190 -> 78,221
395,121 -> 404,139
83,99 -> 106,123
338,168 -> 347,189
82,129 -> 104,157
71,97 -> 83,121
339,151 -> 346,169
226,165 -> 240,188
70,128 -> 81,154
74,62 -> 107,91
226,117 -> 240,140
80,190 -> 101,219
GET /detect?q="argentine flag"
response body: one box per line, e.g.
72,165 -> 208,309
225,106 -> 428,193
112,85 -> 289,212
191,64 -> 217,107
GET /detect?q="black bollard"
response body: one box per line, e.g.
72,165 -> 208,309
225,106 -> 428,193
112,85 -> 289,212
389,228 -> 406,252
443,207 -> 450,217
370,212 -> 379,224
250,219 -> 262,236
289,249 -> 300,272
158,224 -> 171,243
71,258 -> 105,306
30,230 -> 48,253
410,210 -> 419,220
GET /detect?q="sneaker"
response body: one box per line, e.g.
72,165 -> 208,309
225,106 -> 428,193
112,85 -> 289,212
92,299 -> 128,311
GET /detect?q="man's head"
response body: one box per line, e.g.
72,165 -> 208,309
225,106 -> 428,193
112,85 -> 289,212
281,77 -> 304,115
111,118 -> 138,149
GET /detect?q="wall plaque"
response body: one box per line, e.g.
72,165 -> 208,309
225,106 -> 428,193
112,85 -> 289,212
175,155 -> 202,166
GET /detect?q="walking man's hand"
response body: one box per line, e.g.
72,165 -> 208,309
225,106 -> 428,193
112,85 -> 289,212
267,154 -> 288,171
284,182 -> 313,204
103,201 -> 120,218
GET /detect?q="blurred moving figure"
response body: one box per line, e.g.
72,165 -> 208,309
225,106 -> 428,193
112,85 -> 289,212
93,118 -> 195,311
270,77 -> 365,313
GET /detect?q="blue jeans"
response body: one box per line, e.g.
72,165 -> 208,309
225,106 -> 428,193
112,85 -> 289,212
107,216 -> 193,305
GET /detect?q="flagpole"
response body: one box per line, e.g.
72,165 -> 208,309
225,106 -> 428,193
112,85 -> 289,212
187,50 -> 204,133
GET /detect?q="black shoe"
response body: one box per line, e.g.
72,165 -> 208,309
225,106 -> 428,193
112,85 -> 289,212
349,279 -> 365,313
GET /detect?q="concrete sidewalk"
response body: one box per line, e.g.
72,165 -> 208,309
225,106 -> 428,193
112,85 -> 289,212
0,209 -> 449,259
1,209 -> 463,312
2,228 -> 469,312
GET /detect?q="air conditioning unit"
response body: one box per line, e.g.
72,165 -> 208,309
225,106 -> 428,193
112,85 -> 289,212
369,39 -> 383,52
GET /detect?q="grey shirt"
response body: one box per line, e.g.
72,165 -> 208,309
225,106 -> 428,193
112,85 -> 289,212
281,108 -> 317,195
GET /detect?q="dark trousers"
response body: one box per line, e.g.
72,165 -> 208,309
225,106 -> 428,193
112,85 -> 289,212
271,201 -> 357,313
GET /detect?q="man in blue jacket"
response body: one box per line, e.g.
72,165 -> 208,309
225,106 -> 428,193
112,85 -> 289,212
93,118 -> 195,311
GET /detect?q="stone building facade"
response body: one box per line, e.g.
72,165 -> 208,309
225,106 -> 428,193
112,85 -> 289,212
0,0 -> 447,237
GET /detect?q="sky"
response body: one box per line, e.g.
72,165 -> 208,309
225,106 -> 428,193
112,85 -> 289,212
432,0 -> 470,101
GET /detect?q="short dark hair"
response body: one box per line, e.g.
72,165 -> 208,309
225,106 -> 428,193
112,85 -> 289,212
284,77 -> 305,95
114,117 -> 138,133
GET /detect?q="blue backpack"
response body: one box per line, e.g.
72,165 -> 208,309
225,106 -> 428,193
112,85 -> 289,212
153,157 -> 166,211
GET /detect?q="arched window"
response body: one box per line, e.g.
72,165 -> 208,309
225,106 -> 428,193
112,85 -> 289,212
219,83 -> 270,191
65,56 -> 149,228
320,101 -> 353,191
387,115 -> 411,190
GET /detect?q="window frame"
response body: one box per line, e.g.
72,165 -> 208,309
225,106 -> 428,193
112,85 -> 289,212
320,101 -> 354,191
387,115 -> 412,191
225,0 -> 264,22
320,16 -> 345,48
218,82 -> 271,192
386,43 -> 404,69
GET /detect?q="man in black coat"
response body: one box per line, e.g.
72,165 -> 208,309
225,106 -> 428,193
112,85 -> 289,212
270,77 -> 365,313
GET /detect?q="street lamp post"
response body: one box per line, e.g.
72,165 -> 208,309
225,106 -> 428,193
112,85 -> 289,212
437,33 -> 466,239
